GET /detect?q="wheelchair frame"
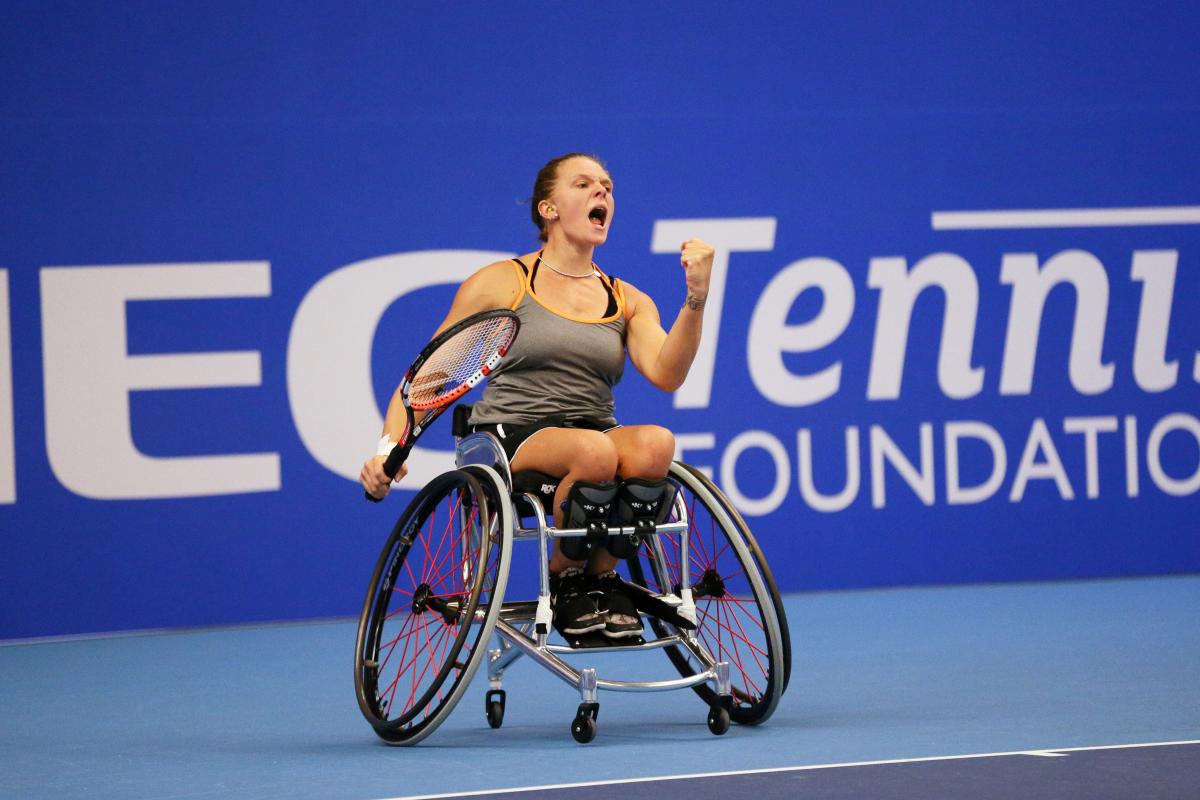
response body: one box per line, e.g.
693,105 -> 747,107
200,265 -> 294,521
355,426 -> 789,746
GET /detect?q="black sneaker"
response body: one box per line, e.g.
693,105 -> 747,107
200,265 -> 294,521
591,571 -> 644,639
550,567 -> 606,636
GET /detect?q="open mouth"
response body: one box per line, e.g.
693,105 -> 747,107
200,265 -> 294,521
588,206 -> 608,227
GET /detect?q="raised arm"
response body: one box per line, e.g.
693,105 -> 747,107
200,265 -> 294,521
624,240 -> 714,392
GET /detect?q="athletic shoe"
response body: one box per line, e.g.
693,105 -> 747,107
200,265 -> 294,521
550,567 -> 606,636
591,571 -> 645,639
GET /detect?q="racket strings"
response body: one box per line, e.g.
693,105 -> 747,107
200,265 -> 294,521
409,316 -> 516,409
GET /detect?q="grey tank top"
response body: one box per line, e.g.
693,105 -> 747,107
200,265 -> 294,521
469,259 -> 626,427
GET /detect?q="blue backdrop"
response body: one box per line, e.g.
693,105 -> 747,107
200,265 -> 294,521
3,2 -> 1198,639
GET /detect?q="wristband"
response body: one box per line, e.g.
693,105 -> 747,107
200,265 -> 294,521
376,435 -> 398,457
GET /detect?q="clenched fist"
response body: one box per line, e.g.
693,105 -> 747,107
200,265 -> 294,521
680,239 -> 714,308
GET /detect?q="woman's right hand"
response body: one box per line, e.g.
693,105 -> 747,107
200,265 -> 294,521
360,455 -> 408,500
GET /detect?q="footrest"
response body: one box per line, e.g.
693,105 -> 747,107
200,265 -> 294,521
623,582 -> 698,630
562,631 -> 647,649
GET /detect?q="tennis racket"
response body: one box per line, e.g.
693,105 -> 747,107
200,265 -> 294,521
365,308 -> 520,502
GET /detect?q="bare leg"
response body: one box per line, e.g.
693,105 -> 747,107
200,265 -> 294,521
509,428 -> 619,574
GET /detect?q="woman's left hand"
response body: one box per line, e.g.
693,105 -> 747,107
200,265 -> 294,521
680,239 -> 714,306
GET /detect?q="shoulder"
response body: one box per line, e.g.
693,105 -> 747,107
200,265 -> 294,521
612,278 -> 657,321
457,259 -> 524,310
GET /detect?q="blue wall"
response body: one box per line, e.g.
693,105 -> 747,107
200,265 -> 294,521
3,2 -> 1198,638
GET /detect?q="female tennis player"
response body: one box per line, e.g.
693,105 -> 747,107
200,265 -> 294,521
360,153 -> 713,640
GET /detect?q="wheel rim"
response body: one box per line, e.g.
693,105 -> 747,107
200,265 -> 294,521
356,469 -> 509,742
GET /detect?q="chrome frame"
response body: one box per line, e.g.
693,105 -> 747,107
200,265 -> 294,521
456,431 -> 732,708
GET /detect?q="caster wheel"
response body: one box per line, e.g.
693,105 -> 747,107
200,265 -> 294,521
707,704 -> 730,735
571,715 -> 597,743
485,690 -> 506,729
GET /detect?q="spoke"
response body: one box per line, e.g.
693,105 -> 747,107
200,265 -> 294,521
717,595 -> 766,630
697,602 -> 770,659
403,614 -> 434,713
709,537 -> 733,565
423,493 -> 461,587
717,591 -> 763,698
401,542 -> 421,594
425,497 -> 475,596
378,612 -> 416,676
405,618 -> 451,714
725,593 -> 770,694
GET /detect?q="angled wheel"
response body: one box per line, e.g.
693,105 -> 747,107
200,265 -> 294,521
628,462 -> 787,726
676,462 -> 792,695
355,466 -> 512,745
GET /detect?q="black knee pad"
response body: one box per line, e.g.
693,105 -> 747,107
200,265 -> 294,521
606,478 -> 677,558
615,478 -> 676,525
560,480 -> 618,560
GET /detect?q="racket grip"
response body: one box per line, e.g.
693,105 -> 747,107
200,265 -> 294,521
363,440 -> 414,503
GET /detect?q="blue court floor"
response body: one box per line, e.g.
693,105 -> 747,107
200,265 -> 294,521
2,575 -> 1197,800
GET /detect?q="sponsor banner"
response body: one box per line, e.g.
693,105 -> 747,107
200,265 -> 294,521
2,4 -> 1198,637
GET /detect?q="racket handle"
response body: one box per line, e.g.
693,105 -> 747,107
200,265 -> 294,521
363,440 -> 415,503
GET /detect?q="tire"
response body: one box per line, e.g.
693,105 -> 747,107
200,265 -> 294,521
627,462 -> 787,725
355,466 -> 512,745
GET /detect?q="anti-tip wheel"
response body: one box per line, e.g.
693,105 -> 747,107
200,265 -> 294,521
707,704 -> 731,735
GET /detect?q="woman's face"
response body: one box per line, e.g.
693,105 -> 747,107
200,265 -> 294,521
545,156 -> 613,247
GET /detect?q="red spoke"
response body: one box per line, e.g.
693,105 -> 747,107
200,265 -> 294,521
403,614 -> 434,712
709,537 -> 733,565
714,592 -> 758,697
423,494 -> 460,587
724,595 -> 769,692
715,595 -> 766,631
697,602 -> 770,659
401,542 -> 421,594
425,499 -> 475,596
406,617 -> 451,712
378,612 -> 416,675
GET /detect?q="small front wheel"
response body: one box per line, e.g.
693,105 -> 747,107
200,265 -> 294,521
486,701 -> 504,729
707,704 -> 730,735
571,715 -> 597,743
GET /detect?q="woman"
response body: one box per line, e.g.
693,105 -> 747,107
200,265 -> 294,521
360,153 -> 713,640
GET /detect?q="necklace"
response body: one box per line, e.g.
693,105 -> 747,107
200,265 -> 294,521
539,255 -> 596,279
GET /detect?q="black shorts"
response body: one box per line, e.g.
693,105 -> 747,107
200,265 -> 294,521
470,416 -> 622,463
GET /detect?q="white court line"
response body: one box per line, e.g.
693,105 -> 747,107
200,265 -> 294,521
376,740 -> 1200,800
931,205 -> 1200,230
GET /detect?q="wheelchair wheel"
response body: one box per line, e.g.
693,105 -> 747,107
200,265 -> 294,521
627,462 -> 787,725
355,466 -> 512,745
676,462 -> 792,695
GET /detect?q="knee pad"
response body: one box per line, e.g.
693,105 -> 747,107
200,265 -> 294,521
606,478 -> 677,558
560,480 -> 618,560
615,477 -> 676,526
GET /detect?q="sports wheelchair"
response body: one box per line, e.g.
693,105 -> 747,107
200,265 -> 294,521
354,406 -> 791,745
